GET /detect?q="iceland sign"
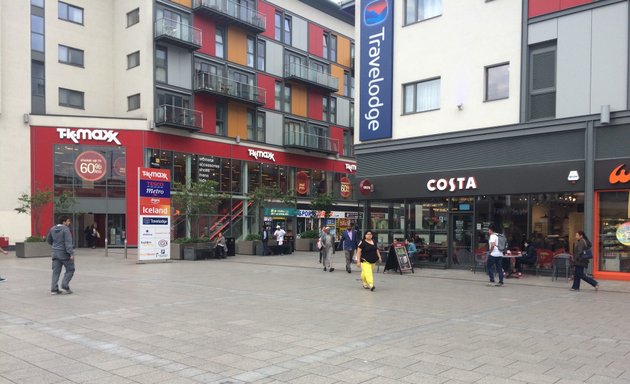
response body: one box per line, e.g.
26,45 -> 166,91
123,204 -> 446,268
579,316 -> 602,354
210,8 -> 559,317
360,0 -> 393,141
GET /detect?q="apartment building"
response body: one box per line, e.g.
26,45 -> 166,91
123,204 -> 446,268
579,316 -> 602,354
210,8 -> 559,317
354,0 -> 630,281
0,0 -> 355,248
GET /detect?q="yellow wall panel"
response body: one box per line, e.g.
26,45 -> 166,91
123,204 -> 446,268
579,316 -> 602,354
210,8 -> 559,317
337,35 -> 351,67
292,85 -> 307,117
227,26 -> 247,66
169,0 -> 191,8
227,103 -> 248,138
330,64 -> 345,96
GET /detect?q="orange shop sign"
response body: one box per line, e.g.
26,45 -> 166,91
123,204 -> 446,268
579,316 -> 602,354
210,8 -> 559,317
609,164 -> 630,184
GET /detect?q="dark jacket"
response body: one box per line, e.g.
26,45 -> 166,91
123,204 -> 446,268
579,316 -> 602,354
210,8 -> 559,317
522,244 -> 537,263
46,224 -> 74,259
572,238 -> 589,267
340,229 -> 359,251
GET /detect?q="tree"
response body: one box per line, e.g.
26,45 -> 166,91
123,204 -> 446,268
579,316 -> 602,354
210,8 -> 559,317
171,180 -> 228,239
15,188 -> 76,237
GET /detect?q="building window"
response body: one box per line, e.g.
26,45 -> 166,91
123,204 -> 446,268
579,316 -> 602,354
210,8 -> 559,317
247,109 -> 256,140
32,0 -> 44,6
323,96 -> 329,121
528,43 -> 556,120
247,36 -> 255,68
405,0 -> 442,25
58,1 -> 83,24
350,42 -> 355,67
323,33 -> 329,60
257,39 -> 266,71
485,63 -> 509,101
216,103 -> 226,136
275,12 -> 282,40
127,8 -> 139,27
215,26 -> 225,58
403,78 -> 440,114
343,129 -> 353,157
31,14 -> 45,52
127,94 -> 140,111
156,46 -> 167,83
32,61 -> 45,97
343,71 -> 350,97
58,45 -> 84,67
59,88 -> 84,109
349,102 -> 354,128
330,97 -> 337,123
127,51 -> 140,69
274,81 -> 282,110
283,15 -> 292,44
284,84 -> 292,112
330,34 -> 337,62
257,112 -> 266,143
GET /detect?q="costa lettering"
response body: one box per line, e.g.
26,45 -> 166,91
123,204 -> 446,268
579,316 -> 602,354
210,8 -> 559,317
609,164 -> 630,184
427,177 -> 478,192
57,128 -> 121,145
345,163 -> 357,172
248,149 -> 276,162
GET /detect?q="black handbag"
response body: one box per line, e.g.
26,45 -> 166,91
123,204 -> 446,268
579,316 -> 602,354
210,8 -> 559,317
580,248 -> 593,260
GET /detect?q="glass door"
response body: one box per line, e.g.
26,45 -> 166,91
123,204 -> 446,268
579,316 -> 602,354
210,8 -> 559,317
451,213 -> 474,268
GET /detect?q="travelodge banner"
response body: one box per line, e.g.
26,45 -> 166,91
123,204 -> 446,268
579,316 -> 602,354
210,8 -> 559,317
138,167 -> 171,261
359,0 -> 394,141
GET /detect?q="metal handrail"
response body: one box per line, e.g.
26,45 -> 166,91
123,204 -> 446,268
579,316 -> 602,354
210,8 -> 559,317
284,128 -> 339,152
193,0 -> 266,30
194,72 -> 266,104
155,18 -> 202,46
155,104 -> 203,130
284,62 -> 339,90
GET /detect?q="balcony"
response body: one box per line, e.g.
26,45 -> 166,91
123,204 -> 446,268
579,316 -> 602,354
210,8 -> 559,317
155,104 -> 203,132
194,72 -> 266,106
193,0 -> 266,34
283,128 -> 339,155
284,63 -> 339,93
154,18 -> 202,51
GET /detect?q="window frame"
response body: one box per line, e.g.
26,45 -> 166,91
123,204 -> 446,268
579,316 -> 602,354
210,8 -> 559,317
31,14 -> 45,53
246,36 -> 255,68
127,51 -> 140,69
127,93 -> 141,111
127,8 -> 139,27
403,77 -> 441,115
274,12 -> 282,41
283,15 -> 292,45
274,81 -> 282,110
156,45 -> 167,83
404,0 -> 442,26
58,45 -> 84,67
58,1 -> 84,25
284,84 -> 292,113
216,103 -> 227,136
528,43 -> 557,120
485,62 -> 510,102
215,26 -> 225,59
257,112 -> 266,143
256,39 -> 266,71
59,87 -> 84,109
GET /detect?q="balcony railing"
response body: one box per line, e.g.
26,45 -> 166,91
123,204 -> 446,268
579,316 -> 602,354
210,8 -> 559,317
284,128 -> 339,154
194,72 -> 266,106
155,104 -> 203,132
284,62 -> 339,92
154,18 -> 202,50
193,0 -> 266,33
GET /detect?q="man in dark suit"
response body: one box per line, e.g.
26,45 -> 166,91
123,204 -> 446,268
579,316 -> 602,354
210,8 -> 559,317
261,225 -> 270,256
340,223 -> 359,273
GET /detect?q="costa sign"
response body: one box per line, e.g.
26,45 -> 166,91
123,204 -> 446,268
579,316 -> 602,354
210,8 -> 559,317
359,179 -> 374,195
74,151 -> 107,182
609,164 -> 630,184
57,128 -> 121,145
359,0 -> 394,141
340,177 -> 352,198
427,177 -> 478,193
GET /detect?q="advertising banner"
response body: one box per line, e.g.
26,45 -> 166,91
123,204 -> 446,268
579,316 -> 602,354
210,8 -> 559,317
359,0 -> 394,141
138,168 -> 171,261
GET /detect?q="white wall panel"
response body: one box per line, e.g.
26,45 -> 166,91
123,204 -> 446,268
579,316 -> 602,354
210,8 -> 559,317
266,111 -> 284,146
291,16 -> 308,52
337,97 -> 350,127
528,19 -> 558,45
266,41 -> 284,78
556,11 -> 591,118
167,47 -> 192,89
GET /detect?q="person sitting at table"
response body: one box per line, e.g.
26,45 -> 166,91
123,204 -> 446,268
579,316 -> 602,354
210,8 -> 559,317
514,240 -> 537,278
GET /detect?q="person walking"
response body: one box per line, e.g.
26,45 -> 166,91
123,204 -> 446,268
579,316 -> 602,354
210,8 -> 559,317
84,225 -> 94,248
274,225 -> 286,255
46,216 -> 75,294
571,230 -> 599,291
355,230 -> 381,291
340,224 -> 359,273
486,224 -> 504,287
91,223 -> 100,249
261,225 -> 271,256
214,232 -> 227,259
320,227 -> 335,272
0,244 -> 8,283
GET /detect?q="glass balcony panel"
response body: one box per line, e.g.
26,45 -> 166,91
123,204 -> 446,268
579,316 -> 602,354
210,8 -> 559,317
284,62 -> 338,92
194,71 -> 266,105
155,104 -> 203,131
155,18 -> 202,48
193,0 -> 266,31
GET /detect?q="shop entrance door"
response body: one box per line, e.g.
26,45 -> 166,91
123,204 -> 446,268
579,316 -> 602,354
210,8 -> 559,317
450,213 -> 474,268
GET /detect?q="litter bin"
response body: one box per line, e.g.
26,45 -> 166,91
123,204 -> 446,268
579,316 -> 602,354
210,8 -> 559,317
184,247 -> 196,261
285,236 -> 294,254
226,237 -> 236,256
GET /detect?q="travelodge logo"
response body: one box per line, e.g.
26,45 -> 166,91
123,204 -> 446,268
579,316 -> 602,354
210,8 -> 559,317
57,128 -> 121,145
609,164 -> 630,184
364,0 -> 388,26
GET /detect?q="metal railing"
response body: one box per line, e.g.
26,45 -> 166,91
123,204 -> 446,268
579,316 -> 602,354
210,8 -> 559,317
284,62 -> 339,90
155,104 -> 203,130
284,128 -> 339,153
194,72 -> 266,105
155,18 -> 202,47
193,0 -> 266,30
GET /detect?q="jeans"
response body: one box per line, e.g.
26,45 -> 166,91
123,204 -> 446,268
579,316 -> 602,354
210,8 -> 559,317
571,265 -> 598,290
487,255 -> 504,283
51,257 -> 75,292
262,239 -> 270,256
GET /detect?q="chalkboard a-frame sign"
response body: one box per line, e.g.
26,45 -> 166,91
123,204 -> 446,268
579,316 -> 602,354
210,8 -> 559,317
384,244 -> 414,275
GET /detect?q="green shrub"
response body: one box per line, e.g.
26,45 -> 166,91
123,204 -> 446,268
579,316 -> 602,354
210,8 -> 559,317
299,230 -> 320,239
173,237 -> 208,244
25,236 -> 45,242
245,233 -> 262,241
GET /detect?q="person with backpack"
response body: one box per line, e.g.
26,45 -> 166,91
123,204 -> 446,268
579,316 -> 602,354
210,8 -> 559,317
571,230 -> 599,291
486,224 -> 505,286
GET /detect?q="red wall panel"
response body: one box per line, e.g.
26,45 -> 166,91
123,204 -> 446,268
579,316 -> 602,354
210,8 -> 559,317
308,90 -> 324,120
257,73 -> 277,110
194,15 -> 216,57
529,0 -> 592,18
329,126 -> 344,156
308,23 -> 324,58
194,93 -> 217,135
258,1 -> 276,40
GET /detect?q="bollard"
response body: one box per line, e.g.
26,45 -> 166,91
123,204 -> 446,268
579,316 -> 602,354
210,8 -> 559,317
105,241 -> 108,257
124,239 -> 128,259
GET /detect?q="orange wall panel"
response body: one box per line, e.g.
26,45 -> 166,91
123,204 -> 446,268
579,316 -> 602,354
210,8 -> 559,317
330,64 -> 344,96
227,26 -> 247,66
292,85 -> 307,117
227,103 -> 248,138
170,0 -> 191,8
337,35 -> 351,68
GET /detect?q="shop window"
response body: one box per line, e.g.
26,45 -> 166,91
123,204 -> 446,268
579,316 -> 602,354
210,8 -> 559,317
295,168 -> 310,196
261,163 -> 278,188
193,155 -> 220,184
598,191 -> 630,273
312,170 -> 328,196
172,152 -> 187,185
247,161 -> 261,191
221,159 -> 241,193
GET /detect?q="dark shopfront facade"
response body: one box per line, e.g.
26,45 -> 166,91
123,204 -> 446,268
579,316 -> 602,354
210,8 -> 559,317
355,116 -> 630,281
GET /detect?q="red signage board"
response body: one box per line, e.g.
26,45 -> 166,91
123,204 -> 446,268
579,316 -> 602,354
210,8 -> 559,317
296,171 -> 309,195
359,179 -> 373,196
340,177 -> 351,198
74,150 -> 107,182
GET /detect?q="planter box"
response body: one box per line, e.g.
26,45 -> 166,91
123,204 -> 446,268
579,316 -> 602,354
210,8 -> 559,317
170,243 -> 184,260
295,238 -> 315,251
173,242 -> 212,260
15,242 -> 50,258
236,240 -> 257,255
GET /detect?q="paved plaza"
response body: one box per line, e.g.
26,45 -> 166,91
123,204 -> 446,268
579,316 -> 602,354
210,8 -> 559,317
1,249 -> 630,384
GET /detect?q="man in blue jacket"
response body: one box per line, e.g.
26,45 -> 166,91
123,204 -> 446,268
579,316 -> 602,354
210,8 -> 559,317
340,224 -> 359,273
46,216 -> 75,295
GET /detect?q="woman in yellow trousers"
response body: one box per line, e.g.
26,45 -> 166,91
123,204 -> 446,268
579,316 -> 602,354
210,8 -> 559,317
355,231 -> 382,291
